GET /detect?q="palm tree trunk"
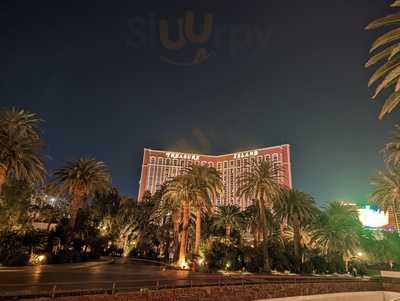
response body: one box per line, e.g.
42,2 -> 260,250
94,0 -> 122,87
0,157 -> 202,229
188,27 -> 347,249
226,224 -> 232,238
252,228 -> 258,247
177,200 -> 190,268
47,218 -> 52,232
0,167 -> 6,195
256,228 -> 261,247
69,193 -> 82,230
262,224 -> 271,273
194,207 -> 201,256
293,223 -> 301,272
393,202 -> 400,232
344,257 -> 349,273
172,208 -> 181,262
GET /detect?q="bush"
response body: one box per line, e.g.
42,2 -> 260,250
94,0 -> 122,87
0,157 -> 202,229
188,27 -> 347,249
204,240 -> 244,272
269,242 -> 293,272
303,255 -> 329,274
0,231 -> 29,266
50,249 -> 83,264
327,255 -> 345,274
2,252 -> 30,266
242,246 -> 264,273
349,260 -> 368,276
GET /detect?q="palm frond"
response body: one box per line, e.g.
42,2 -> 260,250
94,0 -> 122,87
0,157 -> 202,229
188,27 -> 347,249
365,44 -> 398,67
373,65 -> 400,98
370,28 -> 400,53
379,91 -> 400,119
366,12 -> 400,30
368,59 -> 400,87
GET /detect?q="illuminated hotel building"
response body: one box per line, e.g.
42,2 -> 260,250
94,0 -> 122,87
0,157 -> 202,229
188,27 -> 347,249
340,200 -> 400,232
138,144 -> 292,210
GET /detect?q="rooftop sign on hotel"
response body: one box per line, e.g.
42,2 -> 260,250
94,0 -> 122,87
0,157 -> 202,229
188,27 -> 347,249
233,150 -> 258,159
165,152 -> 200,161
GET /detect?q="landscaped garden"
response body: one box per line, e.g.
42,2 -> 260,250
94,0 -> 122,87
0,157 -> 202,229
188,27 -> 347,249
1,107 -> 400,277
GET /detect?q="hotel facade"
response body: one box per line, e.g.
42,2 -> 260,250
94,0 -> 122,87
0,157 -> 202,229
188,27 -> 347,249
138,144 -> 292,210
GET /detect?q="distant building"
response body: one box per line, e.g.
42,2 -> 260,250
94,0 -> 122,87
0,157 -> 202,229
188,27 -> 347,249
138,145 -> 292,210
339,200 -> 399,232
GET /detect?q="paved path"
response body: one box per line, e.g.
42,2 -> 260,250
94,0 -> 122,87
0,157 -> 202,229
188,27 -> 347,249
0,258 -> 365,298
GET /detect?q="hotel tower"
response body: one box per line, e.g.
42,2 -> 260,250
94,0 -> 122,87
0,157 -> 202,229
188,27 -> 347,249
138,144 -> 292,210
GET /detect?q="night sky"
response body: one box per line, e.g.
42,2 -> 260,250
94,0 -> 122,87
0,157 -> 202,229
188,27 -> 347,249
1,1 -> 398,205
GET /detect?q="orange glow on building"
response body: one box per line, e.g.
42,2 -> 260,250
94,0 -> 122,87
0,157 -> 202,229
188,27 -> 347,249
138,144 -> 292,210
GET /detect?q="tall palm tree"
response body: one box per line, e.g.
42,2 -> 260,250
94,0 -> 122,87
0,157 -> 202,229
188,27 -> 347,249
365,1 -> 400,119
0,108 -> 45,193
274,189 -> 319,269
163,175 -> 199,267
237,160 -> 284,273
50,158 -> 111,229
371,168 -> 400,231
311,201 -> 362,268
185,165 -> 222,256
214,205 -> 242,238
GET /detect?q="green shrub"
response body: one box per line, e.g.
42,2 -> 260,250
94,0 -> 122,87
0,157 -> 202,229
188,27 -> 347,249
0,231 -> 29,266
3,252 -> 30,266
204,240 -> 244,272
303,255 -> 329,274
242,246 -> 264,272
349,260 -> 368,276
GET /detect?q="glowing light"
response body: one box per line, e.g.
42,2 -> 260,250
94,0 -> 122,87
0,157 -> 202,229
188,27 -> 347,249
38,255 -> 46,262
178,261 -> 189,269
166,152 -> 200,161
358,206 -> 389,228
357,252 -> 363,257
233,150 -> 258,159
29,254 -> 46,265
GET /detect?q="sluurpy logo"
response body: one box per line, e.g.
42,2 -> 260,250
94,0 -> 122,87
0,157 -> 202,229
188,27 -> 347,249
127,11 -> 271,66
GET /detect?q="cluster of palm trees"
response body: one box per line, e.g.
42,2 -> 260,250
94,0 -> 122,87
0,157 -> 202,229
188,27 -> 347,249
0,108 -> 112,233
162,165 -> 222,267
156,159 -> 365,273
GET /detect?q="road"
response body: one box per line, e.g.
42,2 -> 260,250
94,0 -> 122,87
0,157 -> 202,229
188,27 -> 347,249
0,258 -> 366,298
0,258 -> 226,298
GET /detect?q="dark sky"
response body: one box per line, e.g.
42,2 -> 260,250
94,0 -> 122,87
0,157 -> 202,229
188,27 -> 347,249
1,1 -> 398,205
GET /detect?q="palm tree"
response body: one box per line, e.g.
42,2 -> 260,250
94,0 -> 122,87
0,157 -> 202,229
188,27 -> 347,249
108,197 -> 139,258
365,1 -> 400,119
237,160 -> 284,273
214,205 -> 242,238
154,190 -> 181,261
163,175 -> 198,267
242,204 -> 261,247
50,158 -> 111,230
371,168 -> 400,231
383,125 -> 400,166
0,108 -> 45,193
185,165 -> 222,257
311,201 -> 362,269
274,189 -> 319,270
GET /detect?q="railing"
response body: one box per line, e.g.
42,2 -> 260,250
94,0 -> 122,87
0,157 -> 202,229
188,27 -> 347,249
0,276 -> 374,300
